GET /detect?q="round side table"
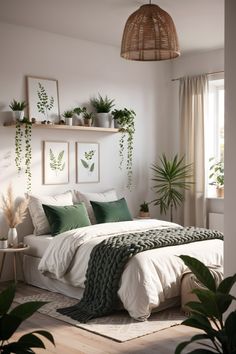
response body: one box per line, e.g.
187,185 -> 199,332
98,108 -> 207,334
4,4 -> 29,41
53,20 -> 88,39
0,245 -> 30,284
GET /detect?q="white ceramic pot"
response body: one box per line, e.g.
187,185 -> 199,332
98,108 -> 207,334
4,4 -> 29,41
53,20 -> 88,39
13,110 -> 24,121
114,120 -> 122,129
95,113 -> 111,128
0,240 -> 8,249
8,227 -> 18,247
65,117 -> 73,126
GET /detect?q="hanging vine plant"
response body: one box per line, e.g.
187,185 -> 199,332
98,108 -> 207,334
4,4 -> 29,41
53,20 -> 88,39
111,108 -> 135,190
15,117 -> 32,192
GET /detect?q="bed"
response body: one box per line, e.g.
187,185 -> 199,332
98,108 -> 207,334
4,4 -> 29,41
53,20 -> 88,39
23,218 -> 223,321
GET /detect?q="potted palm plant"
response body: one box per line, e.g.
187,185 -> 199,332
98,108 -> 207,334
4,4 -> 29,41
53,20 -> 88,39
9,99 -> 27,121
90,94 -> 115,128
151,154 -> 193,222
209,158 -> 224,198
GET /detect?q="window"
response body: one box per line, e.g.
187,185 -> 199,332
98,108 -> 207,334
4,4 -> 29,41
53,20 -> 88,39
206,77 -> 224,197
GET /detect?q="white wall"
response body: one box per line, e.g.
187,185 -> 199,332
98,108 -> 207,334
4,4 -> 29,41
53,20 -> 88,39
171,49 -> 224,224
224,0 -> 236,297
0,22 -> 174,278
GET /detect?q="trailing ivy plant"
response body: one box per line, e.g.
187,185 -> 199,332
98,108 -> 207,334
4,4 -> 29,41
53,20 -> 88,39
111,108 -> 136,191
15,117 -> 32,192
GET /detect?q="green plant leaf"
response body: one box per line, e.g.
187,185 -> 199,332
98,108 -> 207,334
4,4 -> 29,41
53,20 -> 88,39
175,334 -> 213,354
0,314 -> 22,340
81,159 -> 89,168
9,301 -> 48,321
179,255 -> 216,292
215,292 -> 235,314
90,162 -> 95,172
225,310 -> 236,349
18,333 -> 46,349
217,274 -> 236,294
0,284 -> 15,315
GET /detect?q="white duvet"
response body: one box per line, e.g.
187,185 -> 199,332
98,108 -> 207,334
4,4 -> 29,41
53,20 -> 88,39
38,219 -> 223,320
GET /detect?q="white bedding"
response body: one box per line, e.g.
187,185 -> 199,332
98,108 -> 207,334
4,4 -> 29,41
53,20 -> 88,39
24,234 -> 53,258
38,219 -> 223,320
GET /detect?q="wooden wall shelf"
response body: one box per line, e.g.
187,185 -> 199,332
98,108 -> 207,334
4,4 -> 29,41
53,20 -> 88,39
3,124 -> 119,133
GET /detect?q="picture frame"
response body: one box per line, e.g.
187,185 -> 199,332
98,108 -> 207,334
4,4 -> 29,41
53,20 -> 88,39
43,141 -> 69,185
76,142 -> 100,183
27,76 -> 60,123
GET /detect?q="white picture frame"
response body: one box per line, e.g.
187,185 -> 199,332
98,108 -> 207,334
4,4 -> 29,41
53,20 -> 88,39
43,141 -> 69,185
27,76 -> 60,123
76,142 -> 100,183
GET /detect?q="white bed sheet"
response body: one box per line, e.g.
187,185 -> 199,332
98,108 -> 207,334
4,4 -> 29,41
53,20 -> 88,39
24,234 -> 53,258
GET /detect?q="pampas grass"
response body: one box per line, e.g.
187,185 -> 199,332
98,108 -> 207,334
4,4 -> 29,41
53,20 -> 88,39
1,185 -> 28,228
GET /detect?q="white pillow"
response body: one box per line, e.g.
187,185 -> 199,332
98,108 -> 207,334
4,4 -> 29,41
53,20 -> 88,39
74,189 -> 118,224
28,191 -> 73,235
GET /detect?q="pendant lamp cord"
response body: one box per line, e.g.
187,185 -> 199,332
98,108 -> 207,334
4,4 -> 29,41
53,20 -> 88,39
149,0 -> 151,4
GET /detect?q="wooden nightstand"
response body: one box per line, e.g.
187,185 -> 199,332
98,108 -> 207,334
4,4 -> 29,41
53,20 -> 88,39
0,245 -> 30,284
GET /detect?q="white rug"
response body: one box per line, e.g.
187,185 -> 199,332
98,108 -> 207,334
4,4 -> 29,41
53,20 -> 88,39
15,292 -> 185,342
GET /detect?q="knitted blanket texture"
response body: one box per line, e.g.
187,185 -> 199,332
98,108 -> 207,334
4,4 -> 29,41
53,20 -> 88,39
57,227 -> 223,323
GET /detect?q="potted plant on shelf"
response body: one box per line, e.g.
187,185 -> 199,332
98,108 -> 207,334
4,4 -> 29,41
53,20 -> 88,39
9,99 -> 27,121
139,202 -> 150,218
151,154 -> 193,222
111,108 -> 136,191
1,185 -> 29,247
209,158 -> 224,198
63,110 -> 74,126
90,94 -> 115,128
73,106 -> 86,126
83,111 -> 94,127
0,237 -> 8,249
175,255 -> 236,354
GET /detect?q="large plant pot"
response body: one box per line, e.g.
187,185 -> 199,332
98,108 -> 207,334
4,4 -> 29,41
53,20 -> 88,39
13,110 -> 24,121
95,113 -> 111,128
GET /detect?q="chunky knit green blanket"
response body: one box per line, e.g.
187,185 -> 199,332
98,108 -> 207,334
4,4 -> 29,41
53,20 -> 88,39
57,227 -> 223,323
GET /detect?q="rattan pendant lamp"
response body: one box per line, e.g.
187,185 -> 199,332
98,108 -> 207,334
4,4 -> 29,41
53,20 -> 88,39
121,0 -> 180,61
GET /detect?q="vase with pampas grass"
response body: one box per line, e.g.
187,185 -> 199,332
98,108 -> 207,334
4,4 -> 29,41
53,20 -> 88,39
1,185 -> 28,247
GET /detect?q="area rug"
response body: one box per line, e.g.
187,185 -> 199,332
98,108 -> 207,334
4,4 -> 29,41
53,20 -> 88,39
15,292 -> 185,342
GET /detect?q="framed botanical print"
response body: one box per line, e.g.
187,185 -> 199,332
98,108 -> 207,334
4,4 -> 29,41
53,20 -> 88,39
27,76 -> 60,123
76,142 -> 100,183
43,141 -> 69,184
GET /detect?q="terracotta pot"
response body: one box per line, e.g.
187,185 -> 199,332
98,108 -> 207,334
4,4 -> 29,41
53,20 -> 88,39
139,211 -> 150,218
84,118 -> 92,127
216,187 -> 224,198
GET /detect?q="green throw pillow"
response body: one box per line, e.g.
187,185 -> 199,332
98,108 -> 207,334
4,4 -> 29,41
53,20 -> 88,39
42,203 -> 91,236
90,198 -> 132,224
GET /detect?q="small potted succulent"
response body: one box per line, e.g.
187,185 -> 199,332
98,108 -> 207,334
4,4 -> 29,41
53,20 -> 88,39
0,237 -> 8,249
139,202 -> 150,218
209,158 -> 224,198
9,99 -> 27,121
63,110 -> 74,126
83,111 -> 94,127
90,94 -> 115,128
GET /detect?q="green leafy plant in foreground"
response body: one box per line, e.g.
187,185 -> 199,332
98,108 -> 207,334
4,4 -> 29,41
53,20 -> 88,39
151,154 -> 193,222
0,284 -> 54,353
175,255 -> 236,354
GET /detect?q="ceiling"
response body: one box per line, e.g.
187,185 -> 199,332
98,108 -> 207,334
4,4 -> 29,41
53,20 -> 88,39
0,0 -> 224,55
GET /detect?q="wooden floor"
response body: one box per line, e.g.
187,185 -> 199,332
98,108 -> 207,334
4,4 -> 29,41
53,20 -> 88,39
1,282 -> 201,354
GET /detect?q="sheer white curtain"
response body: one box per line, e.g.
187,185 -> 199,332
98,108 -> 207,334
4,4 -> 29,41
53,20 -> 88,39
179,75 -> 208,227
